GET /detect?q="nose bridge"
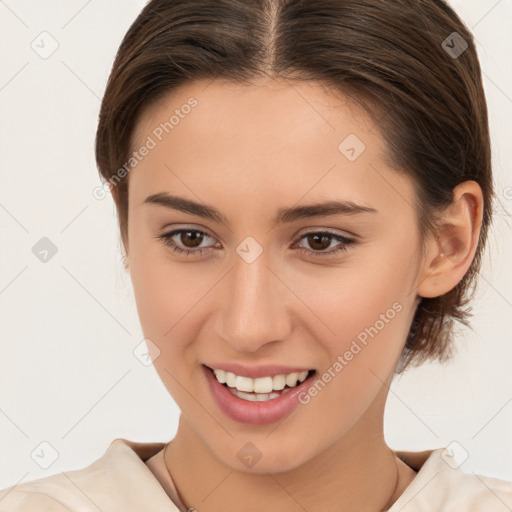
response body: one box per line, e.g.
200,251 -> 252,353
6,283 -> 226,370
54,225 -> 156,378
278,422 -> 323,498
218,247 -> 291,352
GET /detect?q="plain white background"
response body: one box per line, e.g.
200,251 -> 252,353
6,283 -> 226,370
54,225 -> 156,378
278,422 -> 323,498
1,0 -> 511,491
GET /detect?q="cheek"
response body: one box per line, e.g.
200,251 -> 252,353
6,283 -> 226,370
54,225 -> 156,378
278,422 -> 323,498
128,249 -> 209,402
128,239 -> 217,359
293,292 -> 409,444
291,246 -> 416,353
287,241 -> 417,407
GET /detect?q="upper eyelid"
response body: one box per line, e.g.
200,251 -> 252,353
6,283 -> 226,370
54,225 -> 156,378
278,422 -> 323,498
162,227 -> 355,248
161,224 -> 356,238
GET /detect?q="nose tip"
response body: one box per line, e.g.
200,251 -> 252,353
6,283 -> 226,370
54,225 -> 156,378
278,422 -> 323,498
215,258 -> 292,353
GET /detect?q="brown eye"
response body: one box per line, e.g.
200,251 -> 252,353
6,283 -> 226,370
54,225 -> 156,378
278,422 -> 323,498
157,228 -> 216,256
178,230 -> 205,248
305,233 -> 334,251
295,231 -> 357,258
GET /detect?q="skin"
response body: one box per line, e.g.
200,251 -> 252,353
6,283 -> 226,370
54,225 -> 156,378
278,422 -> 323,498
117,76 -> 483,511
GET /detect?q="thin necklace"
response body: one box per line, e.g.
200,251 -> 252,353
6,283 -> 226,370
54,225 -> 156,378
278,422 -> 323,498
163,442 -> 189,512
163,443 -> 402,512
381,454 -> 401,512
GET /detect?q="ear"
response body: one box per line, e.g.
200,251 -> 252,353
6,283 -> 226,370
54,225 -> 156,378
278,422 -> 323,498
416,180 -> 484,299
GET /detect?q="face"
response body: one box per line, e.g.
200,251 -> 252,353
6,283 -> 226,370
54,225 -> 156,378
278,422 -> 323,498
125,77 -> 425,473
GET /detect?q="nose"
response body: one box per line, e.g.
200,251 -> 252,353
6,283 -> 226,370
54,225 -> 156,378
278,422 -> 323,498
215,249 -> 292,353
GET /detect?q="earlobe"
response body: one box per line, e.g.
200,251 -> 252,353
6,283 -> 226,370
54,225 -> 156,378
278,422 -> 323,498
416,180 -> 483,299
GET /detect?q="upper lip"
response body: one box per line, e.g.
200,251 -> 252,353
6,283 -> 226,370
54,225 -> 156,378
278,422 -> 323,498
203,363 -> 315,379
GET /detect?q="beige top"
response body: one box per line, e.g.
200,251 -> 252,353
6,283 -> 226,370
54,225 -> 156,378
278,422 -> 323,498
0,438 -> 511,511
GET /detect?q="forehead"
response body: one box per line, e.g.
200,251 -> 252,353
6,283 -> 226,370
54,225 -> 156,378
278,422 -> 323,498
128,77 -> 415,220
131,77 -> 376,156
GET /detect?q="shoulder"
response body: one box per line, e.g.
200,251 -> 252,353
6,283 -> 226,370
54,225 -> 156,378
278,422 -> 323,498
0,469 -> 102,512
390,448 -> 512,511
0,438 -> 172,512
434,469 -> 512,511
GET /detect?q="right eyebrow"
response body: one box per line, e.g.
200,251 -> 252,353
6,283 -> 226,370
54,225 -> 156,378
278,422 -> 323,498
143,193 -> 229,225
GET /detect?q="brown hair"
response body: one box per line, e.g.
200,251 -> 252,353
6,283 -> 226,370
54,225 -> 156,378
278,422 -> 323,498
95,0 -> 494,372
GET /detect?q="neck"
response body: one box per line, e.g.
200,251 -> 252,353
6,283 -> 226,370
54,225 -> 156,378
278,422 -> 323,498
164,388 -> 416,512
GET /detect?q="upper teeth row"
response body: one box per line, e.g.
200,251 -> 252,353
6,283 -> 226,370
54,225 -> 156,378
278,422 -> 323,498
213,368 -> 310,394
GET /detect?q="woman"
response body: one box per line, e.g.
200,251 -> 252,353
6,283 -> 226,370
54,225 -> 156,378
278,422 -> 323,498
1,0 -> 511,510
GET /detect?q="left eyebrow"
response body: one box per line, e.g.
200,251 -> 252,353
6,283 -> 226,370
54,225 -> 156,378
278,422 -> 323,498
275,200 -> 378,223
143,192 -> 377,227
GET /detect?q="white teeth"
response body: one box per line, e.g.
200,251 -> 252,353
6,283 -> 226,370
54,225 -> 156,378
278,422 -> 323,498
214,369 -> 226,383
225,371 -> 236,387
285,372 -> 299,387
298,370 -> 309,382
235,375 -> 254,392
212,367 -> 311,393
228,388 -> 284,402
228,388 -> 282,401
272,374 -> 286,390
253,376 -> 273,393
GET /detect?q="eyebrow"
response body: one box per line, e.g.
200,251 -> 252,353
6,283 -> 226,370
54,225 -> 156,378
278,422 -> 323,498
143,192 -> 377,226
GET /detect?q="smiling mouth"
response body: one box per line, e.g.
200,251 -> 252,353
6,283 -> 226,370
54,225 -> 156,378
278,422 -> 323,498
205,365 -> 317,402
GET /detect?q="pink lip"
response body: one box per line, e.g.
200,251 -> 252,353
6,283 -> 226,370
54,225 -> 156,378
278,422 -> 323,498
203,362 -> 314,379
202,364 -> 317,425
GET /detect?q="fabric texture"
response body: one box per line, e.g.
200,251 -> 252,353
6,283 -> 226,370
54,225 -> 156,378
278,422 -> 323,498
0,438 -> 511,511
0,439 -> 180,512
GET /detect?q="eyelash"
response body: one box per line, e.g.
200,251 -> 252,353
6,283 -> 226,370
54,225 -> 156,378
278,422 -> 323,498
156,228 -> 356,258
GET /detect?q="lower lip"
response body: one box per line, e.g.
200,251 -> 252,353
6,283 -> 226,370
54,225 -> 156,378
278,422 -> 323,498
202,365 -> 316,425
